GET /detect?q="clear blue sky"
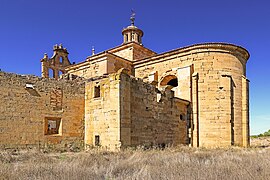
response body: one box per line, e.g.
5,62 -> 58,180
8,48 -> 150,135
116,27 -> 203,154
0,0 -> 269,135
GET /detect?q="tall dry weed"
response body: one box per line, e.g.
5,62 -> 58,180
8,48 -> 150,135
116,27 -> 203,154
0,146 -> 270,180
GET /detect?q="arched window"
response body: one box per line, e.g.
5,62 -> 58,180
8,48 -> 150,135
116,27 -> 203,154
160,75 -> 178,87
59,57 -> 63,64
49,69 -> 54,78
167,78 -> 178,87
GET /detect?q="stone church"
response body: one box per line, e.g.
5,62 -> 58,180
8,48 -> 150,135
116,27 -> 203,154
0,16 -> 250,150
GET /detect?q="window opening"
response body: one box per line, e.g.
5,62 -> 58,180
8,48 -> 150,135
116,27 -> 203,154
167,78 -> 178,87
180,114 -> 185,121
59,57 -> 63,64
94,86 -> 101,98
160,75 -> 178,87
95,135 -> 100,146
49,69 -> 54,78
45,118 -> 61,135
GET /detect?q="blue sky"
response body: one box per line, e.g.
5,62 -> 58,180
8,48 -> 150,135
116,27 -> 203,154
0,0 -> 269,135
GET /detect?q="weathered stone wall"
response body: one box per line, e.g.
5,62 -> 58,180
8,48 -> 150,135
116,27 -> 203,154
0,72 -> 85,149
134,43 -> 249,147
84,70 -> 189,150
132,45 -> 156,61
41,44 -> 71,79
84,73 -> 121,150
193,52 -> 246,147
120,72 -> 189,147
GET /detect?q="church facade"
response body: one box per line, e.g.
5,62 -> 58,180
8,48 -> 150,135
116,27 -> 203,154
0,18 -> 250,150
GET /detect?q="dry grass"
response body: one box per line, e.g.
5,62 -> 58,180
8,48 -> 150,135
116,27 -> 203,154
1,144 -> 270,180
251,136 -> 270,148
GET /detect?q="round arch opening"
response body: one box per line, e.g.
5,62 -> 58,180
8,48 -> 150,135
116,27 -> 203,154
160,75 -> 178,87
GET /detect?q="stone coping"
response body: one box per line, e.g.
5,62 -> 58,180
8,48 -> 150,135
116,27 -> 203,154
133,42 -> 250,67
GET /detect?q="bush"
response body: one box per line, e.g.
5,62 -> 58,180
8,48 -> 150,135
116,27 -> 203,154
252,129 -> 270,138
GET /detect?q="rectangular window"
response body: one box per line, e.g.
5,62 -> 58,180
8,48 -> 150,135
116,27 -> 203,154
95,135 -> 100,146
45,118 -> 62,135
94,86 -> 101,98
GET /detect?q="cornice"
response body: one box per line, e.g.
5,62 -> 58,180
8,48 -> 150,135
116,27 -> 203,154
133,42 -> 250,67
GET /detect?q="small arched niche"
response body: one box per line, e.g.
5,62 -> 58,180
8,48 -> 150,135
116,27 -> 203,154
160,75 -> 178,87
49,69 -> 54,78
59,56 -> 64,64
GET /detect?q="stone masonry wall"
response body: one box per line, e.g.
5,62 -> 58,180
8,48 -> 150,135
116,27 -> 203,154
0,72 -> 85,149
134,44 -> 249,147
112,47 -> 133,61
107,55 -> 134,75
84,73 -> 121,150
66,59 -> 107,79
119,71 -> 189,147
67,54 -> 133,79
84,70 -> 189,150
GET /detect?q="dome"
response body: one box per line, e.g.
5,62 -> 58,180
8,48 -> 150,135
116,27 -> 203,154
121,16 -> 144,44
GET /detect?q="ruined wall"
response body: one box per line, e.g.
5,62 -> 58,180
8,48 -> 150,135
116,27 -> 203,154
119,72 -> 189,147
84,70 -> 189,150
0,72 -> 85,149
134,44 -> 249,147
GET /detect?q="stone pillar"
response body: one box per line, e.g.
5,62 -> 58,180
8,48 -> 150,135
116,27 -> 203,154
84,82 -> 93,149
220,74 -> 233,146
123,34 -> 127,44
128,33 -> 131,42
41,60 -> 49,78
242,76 -> 250,147
134,33 -> 138,42
192,72 -> 199,147
120,72 -> 131,147
53,69 -> 59,80
41,53 -> 49,78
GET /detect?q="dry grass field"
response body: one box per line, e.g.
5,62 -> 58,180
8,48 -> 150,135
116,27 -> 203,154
1,139 -> 270,180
